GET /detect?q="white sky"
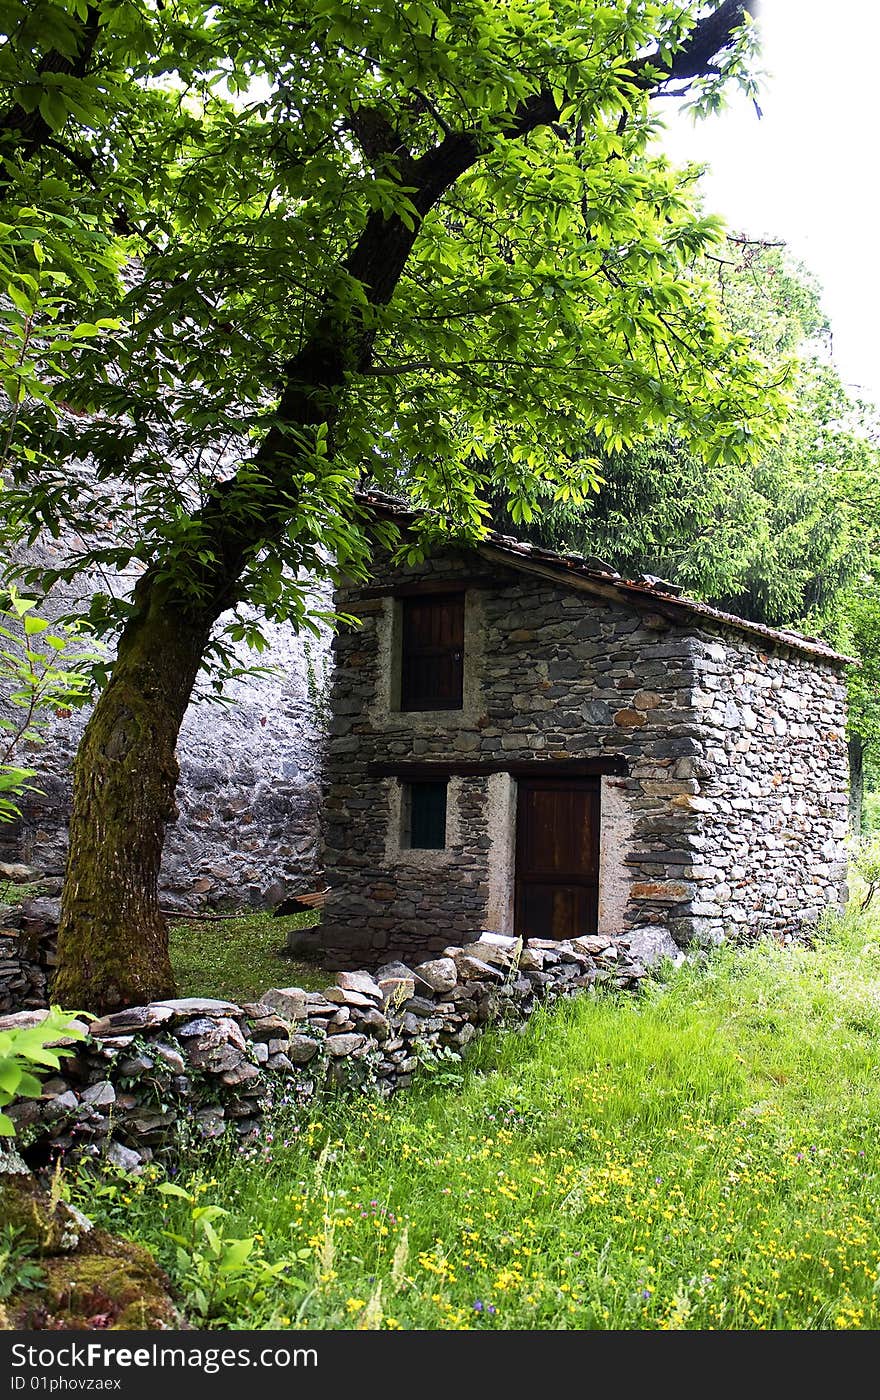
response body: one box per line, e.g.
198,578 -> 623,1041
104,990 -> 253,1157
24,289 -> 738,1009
659,0 -> 880,407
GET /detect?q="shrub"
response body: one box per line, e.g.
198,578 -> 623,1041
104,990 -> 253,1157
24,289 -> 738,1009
0,1009 -> 87,1136
850,833 -> 880,911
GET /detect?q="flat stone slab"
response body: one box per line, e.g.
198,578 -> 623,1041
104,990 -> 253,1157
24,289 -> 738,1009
570,935 -> 613,956
378,975 -> 416,1003
81,1081 -> 116,1108
355,1007 -> 391,1040
261,987 -> 309,1021
220,1061 -> 262,1087
0,1009 -> 91,1045
287,1034 -> 321,1064
0,1010 -> 52,1034
152,1043 -> 186,1073
177,1016 -> 247,1052
18,897 -> 60,926
401,995 -> 438,1018
152,997 -> 243,1017
0,862 -> 35,881
246,1015 -> 291,1041
89,1005 -> 176,1037
447,936 -> 516,966
0,1009 -> 90,1042
325,1033 -> 367,1056
43,1089 -> 79,1115
325,986 -> 375,1008
376,960 -> 418,981
174,1017 -> 222,1038
518,947 -> 545,971
624,925 -> 683,967
476,931 -> 520,950
106,1142 -> 143,1173
241,1002 -> 274,1018
452,954 -> 504,982
191,1047 -> 251,1079
335,970 -> 383,1001
413,957 -> 457,994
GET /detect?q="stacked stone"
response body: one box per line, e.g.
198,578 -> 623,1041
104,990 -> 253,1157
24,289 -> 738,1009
676,633 -> 850,945
0,868 -> 58,1014
0,930 -> 48,1014
2,932 -> 649,1171
3,1000 -> 270,1169
2,527 -> 332,913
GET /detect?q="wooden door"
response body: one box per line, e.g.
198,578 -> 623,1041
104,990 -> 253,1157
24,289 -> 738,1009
514,778 -> 600,940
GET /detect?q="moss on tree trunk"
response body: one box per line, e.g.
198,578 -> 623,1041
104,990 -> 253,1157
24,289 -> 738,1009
53,576 -> 211,1014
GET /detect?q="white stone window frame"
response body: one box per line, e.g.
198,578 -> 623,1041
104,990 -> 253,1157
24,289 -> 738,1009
371,592 -> 485,729
384,775 -> 463,867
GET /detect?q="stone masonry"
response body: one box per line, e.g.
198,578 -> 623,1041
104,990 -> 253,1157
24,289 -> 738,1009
320,516 -> 850,967
683,631 -> 849,945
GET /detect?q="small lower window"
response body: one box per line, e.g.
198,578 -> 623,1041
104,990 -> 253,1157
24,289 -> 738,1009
403,780 -> 448,849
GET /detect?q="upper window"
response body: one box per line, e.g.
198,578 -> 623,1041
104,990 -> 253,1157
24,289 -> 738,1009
400,592 -> 465,711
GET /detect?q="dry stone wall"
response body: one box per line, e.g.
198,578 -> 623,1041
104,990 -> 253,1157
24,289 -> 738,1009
0,865 -> 58,1013
2,931 -> 651,1170
0,927 -> 52,1015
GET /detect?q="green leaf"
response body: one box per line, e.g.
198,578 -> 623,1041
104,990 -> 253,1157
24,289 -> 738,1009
37,89 -> 69,132
0,1063 -> 22,1095
157,1182 -> 193,1201
7,285 -> 34,316
220,1237 -> 254,1269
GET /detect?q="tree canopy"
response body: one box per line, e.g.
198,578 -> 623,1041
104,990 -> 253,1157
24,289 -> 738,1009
486,239 -> 868,623
3,1 -> 777,647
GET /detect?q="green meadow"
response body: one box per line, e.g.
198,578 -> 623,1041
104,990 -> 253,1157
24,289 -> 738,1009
74,909 -> 880,1330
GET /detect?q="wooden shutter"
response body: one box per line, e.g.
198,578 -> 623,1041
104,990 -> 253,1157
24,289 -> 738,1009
400,593 -> 464,711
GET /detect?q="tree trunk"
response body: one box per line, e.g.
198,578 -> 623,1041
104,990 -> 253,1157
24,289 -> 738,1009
52,578 -> 212,1013
848,733 -> 865,836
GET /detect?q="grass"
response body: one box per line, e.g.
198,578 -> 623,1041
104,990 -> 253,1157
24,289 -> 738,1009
74,908 -> 880,1330
168,909 -> 327,1001
0,879 -> 50,909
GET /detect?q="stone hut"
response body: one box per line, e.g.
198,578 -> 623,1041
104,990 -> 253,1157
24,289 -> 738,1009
320,493 -> 852,968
